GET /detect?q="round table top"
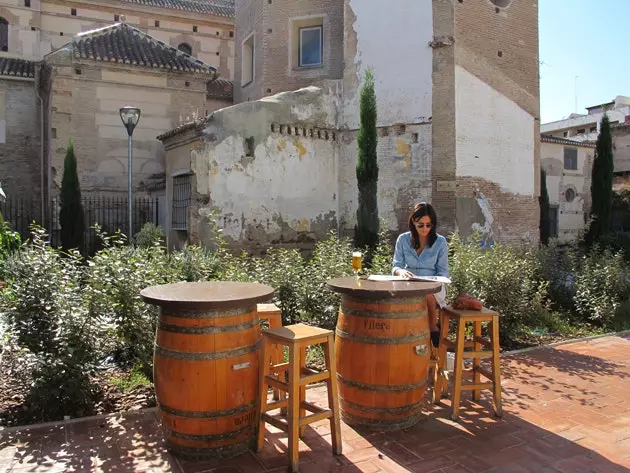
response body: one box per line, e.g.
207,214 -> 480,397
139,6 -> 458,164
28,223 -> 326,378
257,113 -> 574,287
140,281 -> 275,311
327,276 -> 441,299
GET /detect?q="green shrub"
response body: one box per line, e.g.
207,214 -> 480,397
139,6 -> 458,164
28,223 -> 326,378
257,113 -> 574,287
0,220 -> 21,279
571,245 -> 630,326
84,229 -> 179,378
134,222 -> 165,248
1,226 -> 104,421
300,232 -> 353,329
448,233 -> 550,342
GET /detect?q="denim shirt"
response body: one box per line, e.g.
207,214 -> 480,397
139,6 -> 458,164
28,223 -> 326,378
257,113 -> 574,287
392,232 -> 449,278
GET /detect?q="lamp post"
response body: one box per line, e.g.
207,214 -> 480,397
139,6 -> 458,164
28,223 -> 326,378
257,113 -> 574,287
119,106 -> 141,243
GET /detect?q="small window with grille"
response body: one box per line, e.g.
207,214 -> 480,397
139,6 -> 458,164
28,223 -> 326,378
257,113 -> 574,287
172,173 -> 192,231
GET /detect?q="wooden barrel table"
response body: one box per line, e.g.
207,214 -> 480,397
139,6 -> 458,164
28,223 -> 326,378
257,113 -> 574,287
140,281 -> 274,459
327,277 -> 441,431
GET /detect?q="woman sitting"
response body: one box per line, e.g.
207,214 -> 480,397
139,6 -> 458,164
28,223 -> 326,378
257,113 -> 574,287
392,202 -> 449,347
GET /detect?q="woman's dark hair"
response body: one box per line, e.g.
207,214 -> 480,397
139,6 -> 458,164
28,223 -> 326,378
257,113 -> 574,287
408,202 -> 438,249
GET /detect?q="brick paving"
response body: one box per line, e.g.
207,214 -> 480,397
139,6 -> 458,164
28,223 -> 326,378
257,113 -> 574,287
1,333 -> 629,473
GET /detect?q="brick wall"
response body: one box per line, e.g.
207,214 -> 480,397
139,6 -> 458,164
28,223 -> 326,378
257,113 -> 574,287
261,0 -> 343,98
234,0 -> 265,103
430,0 -> 457,235
234,0 -> 343,104
449,0 -> 540,243
0,78 -> 42,205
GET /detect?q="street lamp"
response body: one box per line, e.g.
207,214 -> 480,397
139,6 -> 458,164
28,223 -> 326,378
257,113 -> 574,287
119,106 -> 141,243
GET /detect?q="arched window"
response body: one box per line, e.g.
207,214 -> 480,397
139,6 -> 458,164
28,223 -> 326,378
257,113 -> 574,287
178,43 -> 192,56
0,18 -> 8,52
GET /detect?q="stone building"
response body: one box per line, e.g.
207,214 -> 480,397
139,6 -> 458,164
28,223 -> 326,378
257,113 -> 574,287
0,0 -> 235,224
542,96 -> 630,143
540,135 -> 595,243
159,0 -> 541,252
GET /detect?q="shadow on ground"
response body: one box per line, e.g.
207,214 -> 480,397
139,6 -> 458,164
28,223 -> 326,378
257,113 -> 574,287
1,333 -> 628,472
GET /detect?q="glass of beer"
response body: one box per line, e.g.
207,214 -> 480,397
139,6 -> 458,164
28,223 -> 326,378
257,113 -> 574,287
352,251 -> 362,279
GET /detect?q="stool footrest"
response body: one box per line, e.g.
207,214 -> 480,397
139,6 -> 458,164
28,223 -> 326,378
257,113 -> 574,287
266,376 -> 289,391
300,410 -> 333,426
475,366 -> 494,380
300,369 -> 330,386
460,382 -> 494,391
263,399 -> 289,413
270,362 -> 290,373
461,351 -> 493,359
261,413 -> 288,433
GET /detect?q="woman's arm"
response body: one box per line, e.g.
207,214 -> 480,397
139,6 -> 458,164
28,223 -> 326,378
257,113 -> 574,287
435,238 -> 449,277
392,234 -> 406,276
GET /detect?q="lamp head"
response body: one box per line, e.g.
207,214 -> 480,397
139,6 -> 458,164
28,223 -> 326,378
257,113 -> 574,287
119,106 -> 141,136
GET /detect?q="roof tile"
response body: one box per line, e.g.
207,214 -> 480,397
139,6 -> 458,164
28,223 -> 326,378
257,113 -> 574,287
206,77 -> 232,99
0,57 -> 36,78
120,0 -> 234,18
74,23 -> 216,74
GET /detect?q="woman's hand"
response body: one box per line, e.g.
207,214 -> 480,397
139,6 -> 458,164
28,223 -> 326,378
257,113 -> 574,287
396,269 -> 415,279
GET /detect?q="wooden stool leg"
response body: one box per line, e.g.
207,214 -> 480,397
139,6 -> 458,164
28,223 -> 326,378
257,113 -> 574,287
288,343 -> 301,472
271,342 -> 280,401
472,320 -> 482,402
451,319 -> 467,421
299,345 -> 307,437
257,340 -> 270,452
433,313 -> 450,404
324,333 -> 342,455
491,315 -> 503,417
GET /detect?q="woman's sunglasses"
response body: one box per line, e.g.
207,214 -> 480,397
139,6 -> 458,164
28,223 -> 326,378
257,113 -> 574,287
413,221 -> 432,229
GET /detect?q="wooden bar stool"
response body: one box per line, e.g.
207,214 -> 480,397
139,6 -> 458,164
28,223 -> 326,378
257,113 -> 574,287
257,303 -> 284,403
257,323 -> 342,472
432,306 -> 502,421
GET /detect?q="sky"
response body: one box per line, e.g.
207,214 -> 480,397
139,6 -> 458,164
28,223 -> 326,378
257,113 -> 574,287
539,0 -> 630,124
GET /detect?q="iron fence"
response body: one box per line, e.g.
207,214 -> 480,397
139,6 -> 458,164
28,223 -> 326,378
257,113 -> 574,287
0,195 -> 161,253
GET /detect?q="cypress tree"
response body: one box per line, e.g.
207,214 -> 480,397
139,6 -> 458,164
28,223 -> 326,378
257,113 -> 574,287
539,168 -> 550,245
59,140 -> 85,251
354,68 -> 379,249
585,114 -> 614,247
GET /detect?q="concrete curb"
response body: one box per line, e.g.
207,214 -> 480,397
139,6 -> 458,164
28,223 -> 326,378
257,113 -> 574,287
2,329 -> 629,435
501,329 -> 630,356
0,407 -> 158,435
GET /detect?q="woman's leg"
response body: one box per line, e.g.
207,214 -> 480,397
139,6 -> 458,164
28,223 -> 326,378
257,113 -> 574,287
427,294 -> 439,332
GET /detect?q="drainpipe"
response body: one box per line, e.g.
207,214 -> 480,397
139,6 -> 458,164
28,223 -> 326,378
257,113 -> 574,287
36,63 -> 45,224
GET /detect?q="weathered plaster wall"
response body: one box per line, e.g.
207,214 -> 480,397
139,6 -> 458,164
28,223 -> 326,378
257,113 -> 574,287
455,66 -> 535,197
342,0 -> 433,130
541,141 -> 593,243
337,124 -> 433,235
188,85 -> 342,252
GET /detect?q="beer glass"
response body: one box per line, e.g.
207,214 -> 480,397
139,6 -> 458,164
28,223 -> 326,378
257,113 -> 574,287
352,251 -> 362,279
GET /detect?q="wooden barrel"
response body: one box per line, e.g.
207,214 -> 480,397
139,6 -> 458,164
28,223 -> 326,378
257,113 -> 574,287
334,294 -> 431,430
141,282 -> 274,460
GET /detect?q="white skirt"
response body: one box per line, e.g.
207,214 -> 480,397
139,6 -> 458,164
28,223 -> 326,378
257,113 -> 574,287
433,284 -> 447,308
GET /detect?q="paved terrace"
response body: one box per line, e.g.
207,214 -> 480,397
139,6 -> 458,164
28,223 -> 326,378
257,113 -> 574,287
1,333 -> 629,473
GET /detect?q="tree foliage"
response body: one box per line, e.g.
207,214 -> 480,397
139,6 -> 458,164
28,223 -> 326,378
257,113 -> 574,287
539,168 -> 550,245
59,140 -> 85,251
585,114 -> 614,247
354,68 -> 379,250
